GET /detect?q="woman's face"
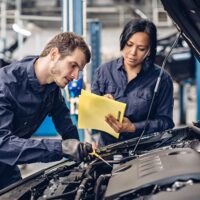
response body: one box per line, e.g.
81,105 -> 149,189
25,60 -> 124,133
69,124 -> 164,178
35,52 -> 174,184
122,32 -> 150,69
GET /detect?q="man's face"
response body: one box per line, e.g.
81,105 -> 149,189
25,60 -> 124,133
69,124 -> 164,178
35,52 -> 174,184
50,48 -> 86,88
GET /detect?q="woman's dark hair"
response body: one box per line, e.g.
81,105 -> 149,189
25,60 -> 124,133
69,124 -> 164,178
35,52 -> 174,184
120,19 -> 157,64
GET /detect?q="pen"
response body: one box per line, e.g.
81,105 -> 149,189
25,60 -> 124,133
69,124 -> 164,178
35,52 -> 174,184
117,111 -> 121,121
90,151 -> 112,168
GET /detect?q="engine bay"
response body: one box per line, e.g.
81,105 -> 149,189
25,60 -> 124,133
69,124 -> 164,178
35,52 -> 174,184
1,124 -> 200,200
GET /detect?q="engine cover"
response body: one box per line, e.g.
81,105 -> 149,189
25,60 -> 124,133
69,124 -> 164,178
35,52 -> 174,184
104,147 -> 200,199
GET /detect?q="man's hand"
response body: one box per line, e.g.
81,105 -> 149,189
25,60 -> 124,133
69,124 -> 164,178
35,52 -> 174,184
105,114 -> 136,133
62,139 -> 93,162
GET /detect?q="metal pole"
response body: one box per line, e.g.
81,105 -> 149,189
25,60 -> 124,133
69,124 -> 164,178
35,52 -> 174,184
196,58 -> 200,120
88,20 -> 101,83
62,0 -> 73,32
0,0 -> 6,51
62,0 -> 85,141
82,0 -> 87,39
69,0 -> 73,31
62,0 -> 68,32
15,0 -> 24,57
179,83 -> 186,124
72,0 -> 82,35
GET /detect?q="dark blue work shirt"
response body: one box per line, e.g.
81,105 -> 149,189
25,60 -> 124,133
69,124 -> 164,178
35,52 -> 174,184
0,56 -> 79,188
92,57 -> 174,145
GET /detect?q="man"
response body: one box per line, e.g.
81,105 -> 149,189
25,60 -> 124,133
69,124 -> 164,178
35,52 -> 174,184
0,32 -> 93,189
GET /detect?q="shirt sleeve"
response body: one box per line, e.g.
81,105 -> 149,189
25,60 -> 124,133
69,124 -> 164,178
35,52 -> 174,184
0,87 -> 63,166
50,88 -> 79,140
134,73 -> 175,136
91,67 -> 103,95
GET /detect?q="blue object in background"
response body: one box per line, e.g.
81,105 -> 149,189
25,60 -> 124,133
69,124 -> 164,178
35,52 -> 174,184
33,117 -> 57,136
68,78 -> 83,98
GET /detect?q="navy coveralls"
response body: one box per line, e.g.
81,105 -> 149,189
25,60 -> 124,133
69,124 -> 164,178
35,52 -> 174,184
92,57 -> 174,146
0,56 -> 79,189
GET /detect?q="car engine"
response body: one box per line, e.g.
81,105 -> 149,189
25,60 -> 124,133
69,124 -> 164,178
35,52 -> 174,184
1,124 -> 200,200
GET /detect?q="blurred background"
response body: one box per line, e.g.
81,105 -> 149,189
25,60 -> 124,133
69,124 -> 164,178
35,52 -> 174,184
0,0 -> 197,176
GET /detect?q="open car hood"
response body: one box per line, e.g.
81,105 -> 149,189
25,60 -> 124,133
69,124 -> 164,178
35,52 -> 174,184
161,0 -> 200,60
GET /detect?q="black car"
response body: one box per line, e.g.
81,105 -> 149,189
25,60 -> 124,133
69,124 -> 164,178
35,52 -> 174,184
1,0 -> 200,199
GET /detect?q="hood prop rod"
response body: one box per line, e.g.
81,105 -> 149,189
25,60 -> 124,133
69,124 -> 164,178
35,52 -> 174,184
132,31 -> 182,153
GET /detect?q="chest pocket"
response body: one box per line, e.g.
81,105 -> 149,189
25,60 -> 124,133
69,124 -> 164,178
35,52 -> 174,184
99,81 -> 120,97
137,89 -> 153,101
99,83 -> 117,95
106,84 -> 117,94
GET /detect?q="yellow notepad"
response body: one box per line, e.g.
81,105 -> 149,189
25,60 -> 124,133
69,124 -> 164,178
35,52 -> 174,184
78,90 -> 126,138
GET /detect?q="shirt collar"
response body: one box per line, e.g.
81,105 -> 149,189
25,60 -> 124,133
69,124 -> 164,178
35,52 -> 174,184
117,57 -> 124,70
26,56 -> 57,93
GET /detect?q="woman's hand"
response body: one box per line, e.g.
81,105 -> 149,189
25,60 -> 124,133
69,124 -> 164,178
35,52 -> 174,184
104,94 -> 114,100
105,114 -> 136,133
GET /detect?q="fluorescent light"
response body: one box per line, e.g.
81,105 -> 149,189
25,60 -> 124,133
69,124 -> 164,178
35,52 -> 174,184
12,23 -> 32,36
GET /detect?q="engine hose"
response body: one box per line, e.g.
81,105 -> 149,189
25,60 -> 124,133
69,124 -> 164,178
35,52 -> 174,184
74,177 -> 91,200
94,174 -> 111,200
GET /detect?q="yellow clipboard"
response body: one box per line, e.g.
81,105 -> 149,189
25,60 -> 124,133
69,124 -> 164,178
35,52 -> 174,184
78,90 -> 126,138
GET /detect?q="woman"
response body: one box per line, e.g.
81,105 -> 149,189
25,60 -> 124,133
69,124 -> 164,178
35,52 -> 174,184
92,19 -> 174,146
